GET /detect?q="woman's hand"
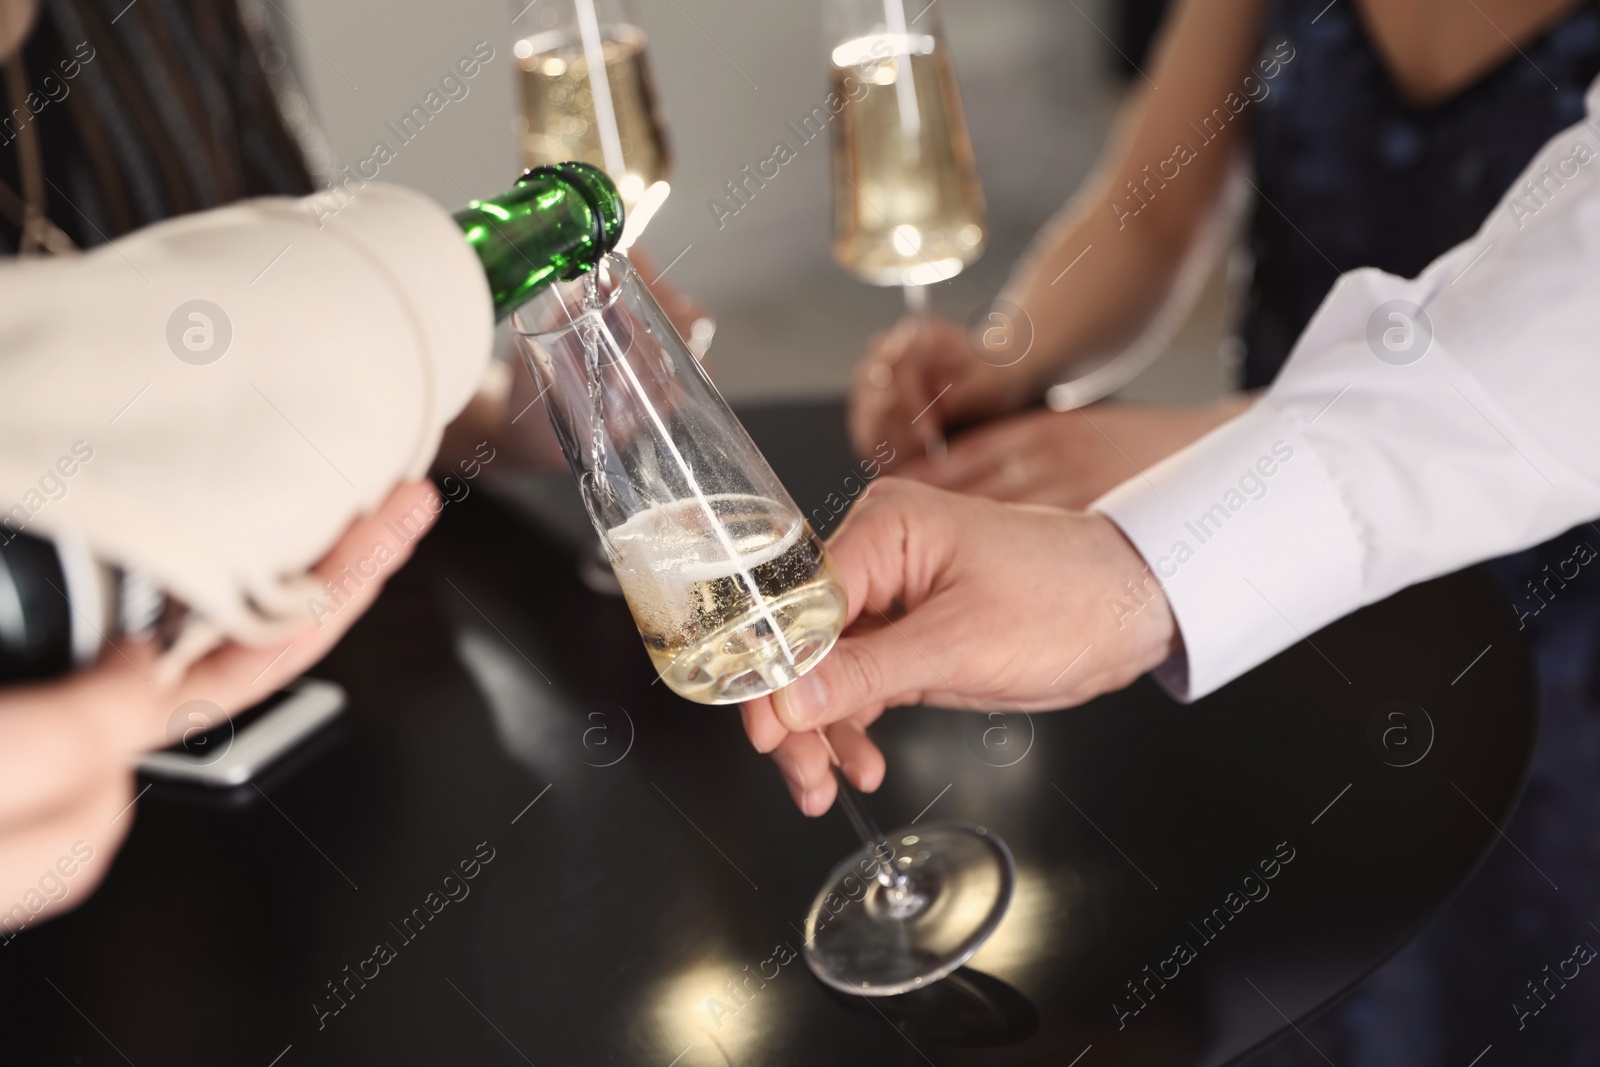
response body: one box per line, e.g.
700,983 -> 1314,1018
0,481 -> 439,931
848,315 -> 1051,471
739,478 -> 1179,815
897,399 -> 1251,510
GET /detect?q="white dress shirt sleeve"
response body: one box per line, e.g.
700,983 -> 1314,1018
1093,75 -> 1600,701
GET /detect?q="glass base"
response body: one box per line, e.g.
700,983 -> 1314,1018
803,823 -> 1015,997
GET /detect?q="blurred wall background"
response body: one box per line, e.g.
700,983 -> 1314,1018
275,0 -> 1229,404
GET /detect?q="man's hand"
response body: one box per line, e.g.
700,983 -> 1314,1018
0,481 -> 439,931
896,400 -> 1250,510
848,315 -> 1050,470
740,478 -> 1179,815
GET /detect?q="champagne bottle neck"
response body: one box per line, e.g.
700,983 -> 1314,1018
454,162 -> 625,321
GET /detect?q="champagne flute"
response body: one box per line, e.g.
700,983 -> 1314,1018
827,0 -> 986,457
513,254 -> 844,703
514,0 -> 673,251
515,5 -> 711,589
512,254 -> 1014,995
516,0 -> 713,351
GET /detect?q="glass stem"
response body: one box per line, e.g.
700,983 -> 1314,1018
903,283 -> 929,315
816,730 -> 907,892
901,284 -> 946,461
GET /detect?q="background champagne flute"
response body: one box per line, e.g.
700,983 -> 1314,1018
514,0 -> 672,249
826,0 -> 987,454
514,2 -> 715,356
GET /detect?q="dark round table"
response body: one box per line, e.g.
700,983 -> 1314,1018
0,402 -> 1536,1067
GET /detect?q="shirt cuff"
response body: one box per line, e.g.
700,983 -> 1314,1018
1091,404 -> 1365,700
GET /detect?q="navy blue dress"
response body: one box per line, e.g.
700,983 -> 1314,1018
1240,3 -> 1600,1065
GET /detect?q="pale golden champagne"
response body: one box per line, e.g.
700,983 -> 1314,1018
830,33 -> 986,287
515,25 -> 670,213
607,495 -> 847,704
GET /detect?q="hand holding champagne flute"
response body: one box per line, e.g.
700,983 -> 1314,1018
514,250 -> 1016,996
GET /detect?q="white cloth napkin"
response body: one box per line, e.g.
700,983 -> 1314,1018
0,183 -> 492,665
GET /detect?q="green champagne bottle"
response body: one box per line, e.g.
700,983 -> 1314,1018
454,161 -> 625,320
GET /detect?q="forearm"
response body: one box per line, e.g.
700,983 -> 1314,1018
1000,163 -> 1194,389
999,0 -> 1270,383
1095,74 -> 1600,698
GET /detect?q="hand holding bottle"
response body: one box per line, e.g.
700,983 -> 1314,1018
0,482 -> 437,931
1,164 -> 623,682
